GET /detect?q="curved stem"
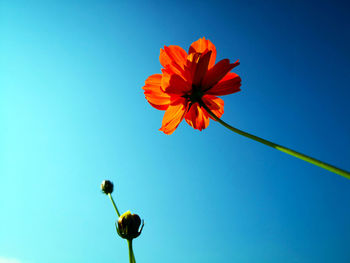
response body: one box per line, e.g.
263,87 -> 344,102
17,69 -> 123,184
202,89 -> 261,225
127,240 -> 136,263
108,193 -> 121,217
200,102 -> 350,180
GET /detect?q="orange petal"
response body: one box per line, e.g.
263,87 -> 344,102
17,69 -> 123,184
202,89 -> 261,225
161,68 -> 191,95
184,102 -> 210,131
201,59 -> 240,90
142,74 -> 171,110
202,95 -> 224,119
184,52 -> 200,82
189,37 -> 217,69
206,72 -> 241,96
159,97 -> 188,135
159,45 -> 188,78
192,51 -> 212,87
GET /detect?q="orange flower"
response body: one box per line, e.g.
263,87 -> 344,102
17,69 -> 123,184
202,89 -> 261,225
142,37 -> 241,135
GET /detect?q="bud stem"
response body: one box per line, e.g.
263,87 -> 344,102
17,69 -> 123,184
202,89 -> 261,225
200,101 -> 350,180
108,193 -> 121,217
127,239 -> 136,263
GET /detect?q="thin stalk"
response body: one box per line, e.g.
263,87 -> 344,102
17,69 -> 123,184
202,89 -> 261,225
108,193 -> 121,217
200,102 -> 350,180
127,239 -> 136,263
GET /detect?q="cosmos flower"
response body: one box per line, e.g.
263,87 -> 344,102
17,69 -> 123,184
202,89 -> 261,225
142,37 -> 241,135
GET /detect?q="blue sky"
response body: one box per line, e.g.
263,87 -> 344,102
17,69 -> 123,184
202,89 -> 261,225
1,0 -> 349,263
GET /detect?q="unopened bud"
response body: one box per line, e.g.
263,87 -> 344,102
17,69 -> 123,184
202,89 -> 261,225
101,180 -> 114,194
116,211 -> 144,240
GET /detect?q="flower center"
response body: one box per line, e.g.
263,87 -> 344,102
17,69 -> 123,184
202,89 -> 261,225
184,85 -> 204,104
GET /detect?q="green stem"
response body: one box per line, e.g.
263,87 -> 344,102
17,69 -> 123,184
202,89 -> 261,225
108,193 -> 121,217
127,239 -> 136,263
200,102 -> 350,180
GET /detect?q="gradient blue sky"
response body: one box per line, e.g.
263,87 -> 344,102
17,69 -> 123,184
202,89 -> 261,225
1,1 -> 350,263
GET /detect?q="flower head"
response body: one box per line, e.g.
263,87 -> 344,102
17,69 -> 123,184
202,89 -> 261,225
143,37 -> 241,134
116,211 -> 144,240
101,180 -> 114,195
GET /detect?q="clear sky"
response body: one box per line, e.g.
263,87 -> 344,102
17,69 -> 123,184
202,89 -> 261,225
1,0 -> 350,263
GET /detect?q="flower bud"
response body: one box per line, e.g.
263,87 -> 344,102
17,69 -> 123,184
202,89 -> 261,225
101,180 -> 114,194
116,211 -> 144,240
